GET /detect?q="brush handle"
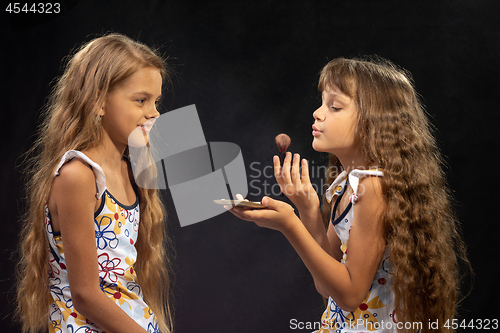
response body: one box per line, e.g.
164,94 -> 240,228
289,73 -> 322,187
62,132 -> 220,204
279,151 -> 285,168
279,152 -> 285,197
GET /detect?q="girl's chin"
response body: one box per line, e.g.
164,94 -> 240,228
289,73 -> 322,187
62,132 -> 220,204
312,139 -> 327,153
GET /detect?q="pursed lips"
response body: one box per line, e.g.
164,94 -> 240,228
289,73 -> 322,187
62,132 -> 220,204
312,124 -> 322,136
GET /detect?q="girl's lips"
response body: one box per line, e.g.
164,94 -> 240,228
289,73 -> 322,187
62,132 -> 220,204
312,125 -> 322,137
139,120 -> 156,133
139,124 -> 152,133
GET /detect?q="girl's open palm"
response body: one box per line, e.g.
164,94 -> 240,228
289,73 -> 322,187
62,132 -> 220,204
275,152 -> 319,212
226,195 -> 300,233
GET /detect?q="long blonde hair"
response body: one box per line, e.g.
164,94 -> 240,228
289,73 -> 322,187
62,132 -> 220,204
16,33 -> 174,333
319,57 -> 471,332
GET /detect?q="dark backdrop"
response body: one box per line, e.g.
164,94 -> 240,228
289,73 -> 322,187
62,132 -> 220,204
2,1 -> 499,332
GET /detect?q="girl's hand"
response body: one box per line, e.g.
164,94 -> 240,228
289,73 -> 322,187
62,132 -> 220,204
275,152 -> 319,212
226,194 -> 300,233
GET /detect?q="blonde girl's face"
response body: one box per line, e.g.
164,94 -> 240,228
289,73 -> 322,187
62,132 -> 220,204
312,84 -> 358,156
101,66 -> 162,147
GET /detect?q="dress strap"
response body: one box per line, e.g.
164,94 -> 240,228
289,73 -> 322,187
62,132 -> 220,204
325,171 -> 348,203
347,169 -> 383,204
331,177 -> 352,226
54,150 -> 107,199
325,169 -> 383,204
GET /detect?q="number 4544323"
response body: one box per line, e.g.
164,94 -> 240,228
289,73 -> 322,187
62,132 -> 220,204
443,319 -> 498,330
6,3 -> 61,14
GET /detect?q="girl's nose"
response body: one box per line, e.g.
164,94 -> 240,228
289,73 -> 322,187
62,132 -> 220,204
313,106 -> 324,121
146,105 -> 160,119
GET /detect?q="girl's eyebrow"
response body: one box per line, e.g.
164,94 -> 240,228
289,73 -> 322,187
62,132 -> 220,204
131,91 -> 162,99
323,90 -> 350,104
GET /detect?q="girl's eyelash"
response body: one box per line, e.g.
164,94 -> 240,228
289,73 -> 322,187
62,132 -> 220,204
331,105 -> 341,111
137,98 -> 161,105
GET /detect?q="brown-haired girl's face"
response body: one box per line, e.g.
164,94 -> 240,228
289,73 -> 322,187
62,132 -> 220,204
312,84 -> 358,156
101,66 -> 162,147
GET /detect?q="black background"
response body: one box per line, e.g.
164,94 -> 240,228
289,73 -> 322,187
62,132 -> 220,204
2,1 -> 499,332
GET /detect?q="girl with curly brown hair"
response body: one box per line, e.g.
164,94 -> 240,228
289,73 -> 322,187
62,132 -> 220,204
227,57 -> 470,332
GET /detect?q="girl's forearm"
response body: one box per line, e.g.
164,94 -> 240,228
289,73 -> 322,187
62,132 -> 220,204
297,206 -> 333,255
296,209 -> 337,298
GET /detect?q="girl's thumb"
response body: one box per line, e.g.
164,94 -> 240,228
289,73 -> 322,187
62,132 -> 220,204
262,196 -> 275,207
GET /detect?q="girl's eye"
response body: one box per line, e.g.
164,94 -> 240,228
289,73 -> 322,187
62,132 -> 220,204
331,105 -> 341,111
137,99 -> 145,104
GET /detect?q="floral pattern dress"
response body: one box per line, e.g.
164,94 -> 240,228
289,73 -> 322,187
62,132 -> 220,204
315,169 -> 398,333
46,150 -> 157,333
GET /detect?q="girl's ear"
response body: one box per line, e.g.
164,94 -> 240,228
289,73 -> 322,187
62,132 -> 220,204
98,90 -> 105,116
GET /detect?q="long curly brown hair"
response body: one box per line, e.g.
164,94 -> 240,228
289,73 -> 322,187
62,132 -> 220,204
15,33 -> 174,333
319,57 -> 471,332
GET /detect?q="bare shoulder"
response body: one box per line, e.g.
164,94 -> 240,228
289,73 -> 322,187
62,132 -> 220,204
355,176 -> 386,225
358,175 -> 384,200
52,158 -> 96,198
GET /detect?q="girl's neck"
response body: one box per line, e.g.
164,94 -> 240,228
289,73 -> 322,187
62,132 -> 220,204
336,151 -> 371,174
84,134 -> 126,172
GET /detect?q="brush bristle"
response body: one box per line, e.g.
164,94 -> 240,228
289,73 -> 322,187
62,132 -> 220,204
275,133 -> 291,153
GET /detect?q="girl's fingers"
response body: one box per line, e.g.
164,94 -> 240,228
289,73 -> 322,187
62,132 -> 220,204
231,207 -> 269,221
301,158 -> 311,184
273,155 -> 285,186
235,193 -> 249,202
281,152 -> 292,183
290,153 -> 301,185
226,207 -> 253,221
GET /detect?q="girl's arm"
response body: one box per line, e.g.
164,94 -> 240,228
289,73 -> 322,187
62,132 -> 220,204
244,152 -> 343,298
273,153 -> 335,255
273,152 -> 345,297
229,176 -> 386,311
52,160 -> 148,333
313,224 -> 343,298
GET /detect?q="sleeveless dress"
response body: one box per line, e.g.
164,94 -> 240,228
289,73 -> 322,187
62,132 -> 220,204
46,150 -> 158,333
315,169 -> 398,333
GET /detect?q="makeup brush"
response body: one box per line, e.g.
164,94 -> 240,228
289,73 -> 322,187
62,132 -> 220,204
275,133 -> 291,196
275,133 -> 291,171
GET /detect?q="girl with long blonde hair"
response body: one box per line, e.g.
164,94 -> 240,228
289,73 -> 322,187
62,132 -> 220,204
228,57 -> 470,332
16,33 -> 173,333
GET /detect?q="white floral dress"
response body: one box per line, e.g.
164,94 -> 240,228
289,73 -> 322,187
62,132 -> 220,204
46,150 -> 158,333
315,169 -> 398,333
